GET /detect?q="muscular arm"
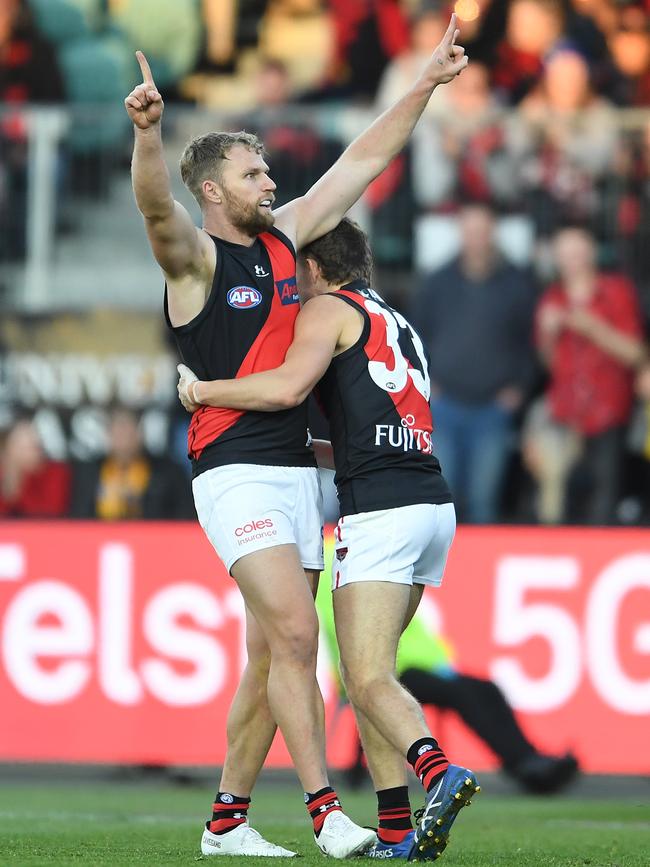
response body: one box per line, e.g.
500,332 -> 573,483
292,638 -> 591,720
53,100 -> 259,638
132,125 -> 206,278
126,52 -> 213,321
189,296 -> 350,411
275,15 -> 467,249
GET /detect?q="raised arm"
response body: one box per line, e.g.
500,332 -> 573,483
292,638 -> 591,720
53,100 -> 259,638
125,52 -> 213,320
274,15 -> 467,249
177,296 -> 350,412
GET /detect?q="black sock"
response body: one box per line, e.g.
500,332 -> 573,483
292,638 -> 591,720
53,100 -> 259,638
209,792 -> 250,834
407,737 -> 449,792
305,786 -> 342,837
377,785 -> 412,844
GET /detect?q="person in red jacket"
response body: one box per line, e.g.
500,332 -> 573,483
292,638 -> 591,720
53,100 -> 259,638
534,225 -> 645,523
0,418 -> 70,518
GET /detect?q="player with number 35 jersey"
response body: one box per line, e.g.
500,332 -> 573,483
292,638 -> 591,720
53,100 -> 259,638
178,219 -> 478,864
316,279 -> 451,517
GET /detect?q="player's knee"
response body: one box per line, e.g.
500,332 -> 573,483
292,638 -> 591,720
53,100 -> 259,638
271,619 -> 318,668
342,664 -> 389,711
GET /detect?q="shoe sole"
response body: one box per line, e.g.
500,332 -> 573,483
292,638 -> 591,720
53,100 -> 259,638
408,772 -> 480,861
349,832 -> 378,858
317,829 -> 377,859
201,831 -> 297,857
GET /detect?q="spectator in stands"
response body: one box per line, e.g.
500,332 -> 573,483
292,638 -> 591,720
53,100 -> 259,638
254,54 -> 293,108
608,5 -> 650,107
375,6 -> 448,117
532,225 -> 645,524
490,0 -> 566,103
200,0 -> 271,74
70,407 -> 194,520
520,396 -> 582,525
258,0 -> 332,92
483,0 -> 610,104
512,48 -> 617,235
411,203 -> 537,523
323,0 -> 410,100
0,0 -> 65,104
0,0 -> 65,260
200,0 -> 238,71
360,7 -> 449,270
237,57 -> 342,206
0,418 -> 70,517
412,61 -> 514,210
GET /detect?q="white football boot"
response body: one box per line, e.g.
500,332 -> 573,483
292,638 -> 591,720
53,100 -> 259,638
201,821 -> 297,857
314,811 -> 377,858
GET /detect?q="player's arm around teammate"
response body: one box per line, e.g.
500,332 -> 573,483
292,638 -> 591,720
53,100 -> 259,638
178,293 -> 356,415
178,222 -> 480,862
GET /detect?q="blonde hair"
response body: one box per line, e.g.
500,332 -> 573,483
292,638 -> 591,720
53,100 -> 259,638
179,131 -> 264,206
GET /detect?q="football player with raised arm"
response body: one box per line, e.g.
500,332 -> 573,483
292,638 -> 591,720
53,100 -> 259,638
126,16 -> 467,858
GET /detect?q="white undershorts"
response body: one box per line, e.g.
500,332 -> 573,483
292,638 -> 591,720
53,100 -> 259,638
332,502 -> 456,590
192,464 -> 324,574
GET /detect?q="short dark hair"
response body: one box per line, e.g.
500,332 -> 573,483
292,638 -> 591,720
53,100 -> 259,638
552,218 -> 593,237
300,218 -> 373,286
259,57 -> 288,77
179,131 -> 264,206
459,200 -> 496,217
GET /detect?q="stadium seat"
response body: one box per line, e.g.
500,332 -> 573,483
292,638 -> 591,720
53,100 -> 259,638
101,32 -> 140,92
29,0 -> 88,45
58,37 -> 131,153
107,0 -> 202,90
414,213 -> 535,272
65,0 -> 106,32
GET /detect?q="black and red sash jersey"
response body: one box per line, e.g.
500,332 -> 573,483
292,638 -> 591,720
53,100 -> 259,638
164,226 -> 315,477
316,280 -> 451,516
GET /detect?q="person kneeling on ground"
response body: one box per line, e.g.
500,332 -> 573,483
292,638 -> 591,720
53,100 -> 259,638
321,598 -> 579,796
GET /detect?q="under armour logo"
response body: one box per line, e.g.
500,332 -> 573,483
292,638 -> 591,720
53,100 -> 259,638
254,265 -> 269,277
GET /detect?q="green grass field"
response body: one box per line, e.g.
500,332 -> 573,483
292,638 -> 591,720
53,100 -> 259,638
0,776 -> 648,867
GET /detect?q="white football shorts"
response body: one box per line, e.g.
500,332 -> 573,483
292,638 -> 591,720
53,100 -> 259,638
332,502 -> 456,590
193,464 -> 324,574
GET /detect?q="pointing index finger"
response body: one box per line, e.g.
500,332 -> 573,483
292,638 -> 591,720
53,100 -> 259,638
444,13 -> 457,44
136,50 -> 154,85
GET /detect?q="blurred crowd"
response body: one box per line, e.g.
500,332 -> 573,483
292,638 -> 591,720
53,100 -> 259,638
411,206 -> 650,526
0,409 -> 195,520
5,0 -> 643,107
1,0 -> 650,525
1,0 -> 650,249
3,206 -> 650,527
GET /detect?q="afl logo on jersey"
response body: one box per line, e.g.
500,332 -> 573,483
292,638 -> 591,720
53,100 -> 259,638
227,286 -> 262,309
